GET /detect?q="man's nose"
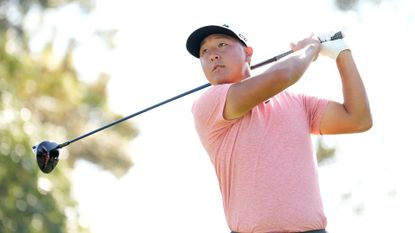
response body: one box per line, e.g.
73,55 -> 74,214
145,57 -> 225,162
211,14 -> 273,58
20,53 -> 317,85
210,53 -> 220,62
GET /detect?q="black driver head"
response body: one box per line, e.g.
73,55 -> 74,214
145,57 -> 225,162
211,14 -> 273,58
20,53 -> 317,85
32,141 -> 60,174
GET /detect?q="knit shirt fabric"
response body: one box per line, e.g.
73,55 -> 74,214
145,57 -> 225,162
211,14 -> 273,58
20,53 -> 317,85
192,84 -> 329,233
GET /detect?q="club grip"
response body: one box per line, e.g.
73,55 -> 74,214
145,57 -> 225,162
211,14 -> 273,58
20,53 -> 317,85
330,31 -> 344,40
319,31 -> 344,43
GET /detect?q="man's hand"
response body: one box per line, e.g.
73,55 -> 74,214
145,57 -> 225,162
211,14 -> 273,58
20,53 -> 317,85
290,34 -> 321,61
318,32 -> 350,59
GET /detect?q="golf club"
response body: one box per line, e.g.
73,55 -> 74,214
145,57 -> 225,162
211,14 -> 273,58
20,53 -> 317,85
33,31 -> 344,173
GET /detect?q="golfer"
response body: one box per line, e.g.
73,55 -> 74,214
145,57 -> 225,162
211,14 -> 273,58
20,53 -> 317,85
186,24 -> 372,233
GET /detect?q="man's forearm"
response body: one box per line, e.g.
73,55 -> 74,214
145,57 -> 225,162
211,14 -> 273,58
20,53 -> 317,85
241,43 -> 318,102
224,44 -> 318,119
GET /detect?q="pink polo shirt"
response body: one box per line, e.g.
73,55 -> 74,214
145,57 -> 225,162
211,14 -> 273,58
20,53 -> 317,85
192,84 -> 329,233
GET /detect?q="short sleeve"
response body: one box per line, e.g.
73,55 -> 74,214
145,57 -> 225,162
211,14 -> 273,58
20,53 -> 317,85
300,94 -> 329,135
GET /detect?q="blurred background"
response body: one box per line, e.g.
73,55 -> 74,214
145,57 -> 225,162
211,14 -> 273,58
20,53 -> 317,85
0,0 -> 414,232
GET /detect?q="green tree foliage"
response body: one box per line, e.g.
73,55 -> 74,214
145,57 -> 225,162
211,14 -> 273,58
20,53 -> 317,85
316,137 -> 336,165
0,0 -> 93,50
0,1 -> 138,232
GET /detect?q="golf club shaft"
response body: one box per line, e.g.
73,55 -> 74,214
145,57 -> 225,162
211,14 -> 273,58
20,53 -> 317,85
57,31 -> 344,149
57,83 -> 211,148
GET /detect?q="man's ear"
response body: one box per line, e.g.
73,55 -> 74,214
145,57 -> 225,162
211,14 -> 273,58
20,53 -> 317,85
245,46 -> 253,63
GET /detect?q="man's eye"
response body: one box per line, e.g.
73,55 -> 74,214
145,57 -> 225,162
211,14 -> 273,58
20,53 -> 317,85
200,48 -> 208,56
218,42 -> 227,48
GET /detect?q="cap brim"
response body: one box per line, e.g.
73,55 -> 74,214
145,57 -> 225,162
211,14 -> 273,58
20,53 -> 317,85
186,25 -> 247,58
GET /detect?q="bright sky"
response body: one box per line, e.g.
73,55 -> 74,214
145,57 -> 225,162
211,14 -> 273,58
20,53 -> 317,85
34,0 -> 415,232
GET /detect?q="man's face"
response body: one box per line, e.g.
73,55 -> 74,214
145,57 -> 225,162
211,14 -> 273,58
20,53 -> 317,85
199,34 -> 252,85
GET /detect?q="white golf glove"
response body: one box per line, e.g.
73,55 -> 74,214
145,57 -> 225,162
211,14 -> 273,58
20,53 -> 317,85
318,32 -> 350,59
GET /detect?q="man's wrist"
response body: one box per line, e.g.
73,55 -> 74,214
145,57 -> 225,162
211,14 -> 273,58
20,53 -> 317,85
336,49 -> 351,59
308,43 -> 320,61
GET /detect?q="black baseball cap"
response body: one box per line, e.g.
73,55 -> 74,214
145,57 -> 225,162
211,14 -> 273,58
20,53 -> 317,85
186,24 -> 248,58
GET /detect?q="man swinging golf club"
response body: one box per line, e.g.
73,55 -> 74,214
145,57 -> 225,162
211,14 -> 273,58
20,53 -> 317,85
186,24 -> 372,233
30,27 -> 343,174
